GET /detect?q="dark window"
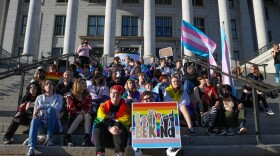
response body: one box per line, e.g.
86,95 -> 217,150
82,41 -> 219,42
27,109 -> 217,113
192,0 -> 203,6
89,0 -> 106,3
21,16 -> 28,35
88,16 -> 105,36
57,0 -> 68,2
122,16 -> 138,36
234,51 -> 239,60
268,31 -> 272,42
231,19 -> 237,39
228,0 -> 234,8
121,47 -> 139,53
18,47 -> 23,56
193,17 -> 205,33
122,0 -> 139,3
52,48 -> 63,56
24,0 -> 30,2
265,6 -> 270,20
156,17 -> 172,37
89,47 -> 104,57
155,0 -> 171,5
54,16 -> 66,36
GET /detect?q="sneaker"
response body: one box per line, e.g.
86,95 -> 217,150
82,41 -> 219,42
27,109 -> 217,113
265,109 -> 275,115
27,149 -> 35,156
218,129 -> 227,136
238,127 -> 247,135
63,134 -> 74,147
96,151 -> 105,156
38,135 -> 47,145
82,134 -> 91,147
166,147 -> 184,156
187,129 -> 196,136
46,137 -> 55,146
133,148 -> 143,156
227,128 -> 235,136
23,138 -> 29,145
116,151 -> 125,156
3,137 -> 12,144
207,128 -> 216,136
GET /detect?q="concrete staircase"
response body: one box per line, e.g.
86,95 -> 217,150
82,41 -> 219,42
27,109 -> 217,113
0,67 -> 280,156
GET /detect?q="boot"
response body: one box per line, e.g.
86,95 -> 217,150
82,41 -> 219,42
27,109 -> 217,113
63,134 -> 74,147
3,119 -> 20,144
82,133 -> 91,147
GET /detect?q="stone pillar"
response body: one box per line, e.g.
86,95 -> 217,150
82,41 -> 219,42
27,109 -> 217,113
63,0 -> 79,55
182,0 -> 194,57
2,0 -> 20,54
103,0 -> 117,57
218,0 -> 233,55
252,0 -> 269,49
0,0 -> 9,47
22,0 -> 41,56
143,0 -> 155,58
238,0 -> 254,60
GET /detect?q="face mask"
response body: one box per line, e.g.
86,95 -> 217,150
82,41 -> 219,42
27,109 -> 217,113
222,92 -> 231,98
39,75 -> 45,80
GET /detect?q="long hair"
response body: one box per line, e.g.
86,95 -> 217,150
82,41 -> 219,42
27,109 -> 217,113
125,79 -> 137,93
41,79 -> 56,94
72,78 -> 89,99
26,82 -> 42,96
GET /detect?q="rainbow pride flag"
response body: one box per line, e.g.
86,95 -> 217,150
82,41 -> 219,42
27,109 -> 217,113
45,72 -> 63,84
132,102 -> 181,149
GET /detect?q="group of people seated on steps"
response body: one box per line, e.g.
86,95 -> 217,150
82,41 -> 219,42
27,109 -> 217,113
2,55 -> 275,156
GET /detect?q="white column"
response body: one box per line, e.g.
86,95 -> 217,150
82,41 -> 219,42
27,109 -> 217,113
238,0 -> 254,60
252,0 -> 269,49
218,0 -> 233,55
0,0 -> 8,46
182,0 -> 194,57
103,0 -> 117,57
2,0 -> 20,54
143,0 -> 155,58
22,0 -> 41,56
63,0 -> 79,55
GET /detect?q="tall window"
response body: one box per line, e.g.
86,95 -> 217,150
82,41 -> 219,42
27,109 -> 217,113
52,48 -> 63,56
57,0 -> 68,2
231,19 -> 237,39
192,0 -> 203,6
18,47 -> 23,56
88,16 -> 105,36
265,6 -> 270,20
90,48 -> 104,57
155,0 -> 171,5
21,16 -> 28,35
268,31 -> 272,42
228,0 -> 234,8
156,17 -> 172,37
54,16 -> 66,36
122,0 -> 139,3
24,0 -> 30,2
122,16 -> 138,36
89,0 -> 106,3
194,18 -> 205,33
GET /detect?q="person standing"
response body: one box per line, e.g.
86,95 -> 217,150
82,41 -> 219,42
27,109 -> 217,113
76,40 -> 92,67
271,43 -> 280,83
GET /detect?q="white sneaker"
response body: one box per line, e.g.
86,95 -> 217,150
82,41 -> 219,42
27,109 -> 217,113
166,147 -> 183,156
23,138 -> 29,145
266,109 -> 275,115
133,148 -> 143,156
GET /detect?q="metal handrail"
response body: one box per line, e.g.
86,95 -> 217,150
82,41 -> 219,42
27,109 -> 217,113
184,55 -> 280,145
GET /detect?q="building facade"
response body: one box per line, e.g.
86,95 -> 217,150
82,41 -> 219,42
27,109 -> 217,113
0,0 -> 279,64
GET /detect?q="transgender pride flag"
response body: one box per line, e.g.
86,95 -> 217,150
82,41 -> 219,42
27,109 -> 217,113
221,24 -> 237,97
181,20 -> 217,74
181,20 -> 216,57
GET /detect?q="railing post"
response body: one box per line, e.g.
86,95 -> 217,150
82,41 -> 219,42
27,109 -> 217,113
18,71 -> 26,106
252,87 -> 262,145
263,64 -> 267,79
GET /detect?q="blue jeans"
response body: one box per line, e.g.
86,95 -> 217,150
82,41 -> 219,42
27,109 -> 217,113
28,107 -> 59,148
275,64 -> 280,82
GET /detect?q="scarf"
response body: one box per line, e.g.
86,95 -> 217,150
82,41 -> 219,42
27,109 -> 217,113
166,85 -> 183,102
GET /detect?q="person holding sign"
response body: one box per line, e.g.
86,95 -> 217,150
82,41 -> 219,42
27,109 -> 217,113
92,85 -> 131,156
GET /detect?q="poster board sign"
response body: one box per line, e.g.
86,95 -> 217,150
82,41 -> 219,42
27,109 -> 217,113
159,47 -> 173,58
131,102 -> 181,149
114,52 -> 140,63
